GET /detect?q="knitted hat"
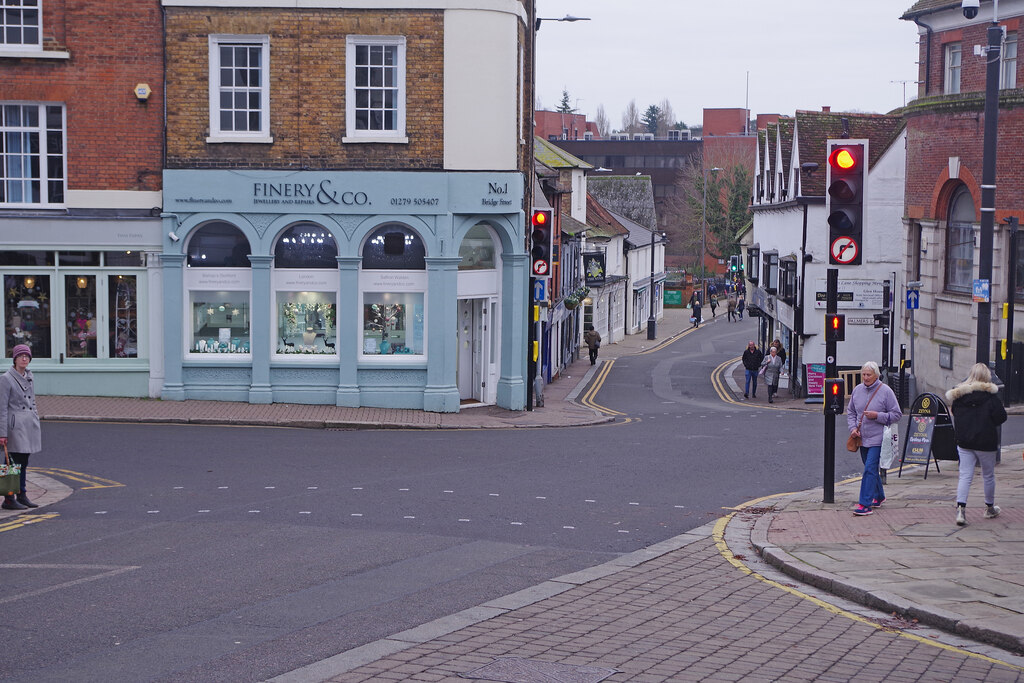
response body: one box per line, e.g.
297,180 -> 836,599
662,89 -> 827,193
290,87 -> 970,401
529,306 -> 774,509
11,344 -> 31,361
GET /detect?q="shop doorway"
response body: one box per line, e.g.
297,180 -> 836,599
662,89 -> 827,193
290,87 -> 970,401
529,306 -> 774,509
457,297 -> 496,404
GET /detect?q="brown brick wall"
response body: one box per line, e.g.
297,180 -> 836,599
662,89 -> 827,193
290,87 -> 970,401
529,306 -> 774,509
0,0 -> 164,192
164,8 -> 445,170
905,107 -> 1024,221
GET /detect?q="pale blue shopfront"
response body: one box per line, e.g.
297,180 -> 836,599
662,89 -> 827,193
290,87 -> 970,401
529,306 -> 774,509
161,170 -> 527,413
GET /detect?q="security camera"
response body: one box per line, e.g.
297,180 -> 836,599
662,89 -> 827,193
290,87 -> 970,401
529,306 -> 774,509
962,0 -> 980,19
168,231 -> 180,242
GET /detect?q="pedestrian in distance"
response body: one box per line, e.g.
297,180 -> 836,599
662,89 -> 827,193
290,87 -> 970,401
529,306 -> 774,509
0,344 -> 42,510
709,293 -> 718,318
737,298 -> 745,320
583,324 -> 602,366
947,362 -> 1007,526
760,346 -> 784,403
847,361 -> 902,516
726,296 -> 737,322
741,341 -> 763,399
691,296 -> 702,328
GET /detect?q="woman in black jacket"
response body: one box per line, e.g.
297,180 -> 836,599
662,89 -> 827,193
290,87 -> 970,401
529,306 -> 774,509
947,363 -> 1007,526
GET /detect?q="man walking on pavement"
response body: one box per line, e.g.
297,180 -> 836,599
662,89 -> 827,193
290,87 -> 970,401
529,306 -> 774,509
742,340 -> 763,399
726,296 -> 737,322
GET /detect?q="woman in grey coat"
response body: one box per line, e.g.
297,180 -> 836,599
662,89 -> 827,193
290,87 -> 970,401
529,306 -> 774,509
760,346 -> 784,403
0,344 -> 42,510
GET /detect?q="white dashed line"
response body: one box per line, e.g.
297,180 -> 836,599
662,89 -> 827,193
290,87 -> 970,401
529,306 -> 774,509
535,496 -> 547,500
218,486 -> 229,490
307,486 -> 318,490
350,513 -> 363,517
264,486 -> 276,490
198,510 -> 211,513
489,493 -> 500,497
147,510 -> 159,514
617,530 -> 630,533
562,526 -> 575,530
399,488 -> 409,492
585,499 -> 596,503
403,516 -> 416,519
299,511 -> 312,515
173,487 -> 184,490
674,505 -> 685,509
94,511 -> 107,515
248,510 -> 260,514
458,518 -> 471,522
443,490 -> 454,494
629,502 -> 639,506
510,522 -> 523,526
352,487 -> 363,490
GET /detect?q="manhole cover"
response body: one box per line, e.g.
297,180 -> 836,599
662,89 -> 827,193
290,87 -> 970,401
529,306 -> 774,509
461,656 -> 618,683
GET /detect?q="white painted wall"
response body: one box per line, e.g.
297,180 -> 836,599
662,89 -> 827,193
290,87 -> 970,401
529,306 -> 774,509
444,9 -> 520,170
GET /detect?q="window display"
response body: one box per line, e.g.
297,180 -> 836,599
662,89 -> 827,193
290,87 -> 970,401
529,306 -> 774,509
277,292 -> 336,354
362,292 -> 423,355
109,275 -> 137,358
4,274 -> 50,358
65,274 -> 97,358
189,290 -> 250,354
458,223 -> 496,270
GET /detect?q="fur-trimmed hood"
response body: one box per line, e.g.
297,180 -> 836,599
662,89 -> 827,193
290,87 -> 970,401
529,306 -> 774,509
946,380 -> 999,403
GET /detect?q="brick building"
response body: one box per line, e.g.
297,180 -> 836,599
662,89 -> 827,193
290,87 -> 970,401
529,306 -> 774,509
900,0 -> 1024,395
535,109 -> 599,141
160,1 -> 533,411
0,0 -> 164,397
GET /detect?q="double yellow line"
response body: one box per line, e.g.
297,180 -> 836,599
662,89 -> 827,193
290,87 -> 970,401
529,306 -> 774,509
578,359 -> 626,416
33,468 -> 124,490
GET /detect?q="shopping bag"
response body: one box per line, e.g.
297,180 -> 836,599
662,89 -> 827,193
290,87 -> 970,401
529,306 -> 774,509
0,446 -> 21,495
879,425 -> 900,469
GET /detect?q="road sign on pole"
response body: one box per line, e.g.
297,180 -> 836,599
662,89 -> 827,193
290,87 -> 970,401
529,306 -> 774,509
906,290 -> 920,310
533,279 -> 546,302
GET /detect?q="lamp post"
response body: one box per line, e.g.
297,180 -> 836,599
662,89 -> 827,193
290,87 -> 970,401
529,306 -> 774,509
976,4 -> 1003,364
535,14 -> 591,30
647,229 -> 663,340
701,167 -> 722,306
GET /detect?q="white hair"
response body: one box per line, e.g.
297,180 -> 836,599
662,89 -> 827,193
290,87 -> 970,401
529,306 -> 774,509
861,361 -> 880,376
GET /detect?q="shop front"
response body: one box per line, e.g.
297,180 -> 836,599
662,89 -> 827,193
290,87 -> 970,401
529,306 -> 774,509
161,170 -> 526,412
0,216 -> 162,397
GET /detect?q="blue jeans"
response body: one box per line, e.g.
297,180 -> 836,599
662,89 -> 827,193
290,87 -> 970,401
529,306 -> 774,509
744,369 -> 758,396
858,445 -> 884,507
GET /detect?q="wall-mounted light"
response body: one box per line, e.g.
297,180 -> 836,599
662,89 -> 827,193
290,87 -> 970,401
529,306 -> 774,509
134,83 -> 152,102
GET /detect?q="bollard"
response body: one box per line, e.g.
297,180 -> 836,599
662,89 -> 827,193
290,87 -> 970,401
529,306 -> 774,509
533,374 -> 545,408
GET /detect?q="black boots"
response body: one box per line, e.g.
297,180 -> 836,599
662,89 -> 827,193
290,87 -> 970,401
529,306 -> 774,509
2,495 -> 27,510
17,493 -> 38,508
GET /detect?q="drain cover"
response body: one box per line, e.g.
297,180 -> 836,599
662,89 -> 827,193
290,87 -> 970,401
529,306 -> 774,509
460,657 -> 618,683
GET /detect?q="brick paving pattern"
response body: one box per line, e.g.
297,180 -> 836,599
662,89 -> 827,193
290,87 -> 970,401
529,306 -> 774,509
325,538 -> 1022,682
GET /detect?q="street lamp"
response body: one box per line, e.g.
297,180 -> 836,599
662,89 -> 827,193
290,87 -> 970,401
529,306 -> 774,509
976,3 -> 1003,364
535,14 -> 591,30
701,167 -> 722,305
647,229 -> 666,340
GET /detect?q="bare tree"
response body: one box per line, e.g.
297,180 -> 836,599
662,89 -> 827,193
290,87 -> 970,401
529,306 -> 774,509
657,99 -> 676,138
594,104 -> 610,139
621,100 -> 641,135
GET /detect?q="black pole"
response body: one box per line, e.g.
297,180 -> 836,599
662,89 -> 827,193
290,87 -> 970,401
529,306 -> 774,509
1007,217 -> 1019,405
824,268 -> 838,503
977,22 -> 1002,364
527,275 -> 535,411
882,279 -> 891,378
647,229 -> 657,340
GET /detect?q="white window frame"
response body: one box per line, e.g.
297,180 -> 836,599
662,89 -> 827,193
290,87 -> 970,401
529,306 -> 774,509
944,42 -> 962,95
0,0 -> 40,51
1001,31 -> 1017,90
344,35 -> 407,144
207,35 -> 272,144
0,102 -> 66,208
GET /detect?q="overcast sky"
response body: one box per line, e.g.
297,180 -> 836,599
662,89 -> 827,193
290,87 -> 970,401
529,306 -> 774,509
535,0 -> 923,129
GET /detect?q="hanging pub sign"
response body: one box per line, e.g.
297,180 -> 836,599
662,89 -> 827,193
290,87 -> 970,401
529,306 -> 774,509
583,252 -> 606,286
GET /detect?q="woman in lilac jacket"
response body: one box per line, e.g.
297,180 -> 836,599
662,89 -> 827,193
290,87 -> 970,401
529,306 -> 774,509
847,361 -> 902,516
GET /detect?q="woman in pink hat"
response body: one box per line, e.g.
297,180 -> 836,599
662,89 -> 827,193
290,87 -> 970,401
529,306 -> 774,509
0,344 -> 42,510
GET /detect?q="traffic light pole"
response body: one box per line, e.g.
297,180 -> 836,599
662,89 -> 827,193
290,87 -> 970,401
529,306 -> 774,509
824,268 -> 838,504
526,275 -> 535,411
977,22 -> 1002,364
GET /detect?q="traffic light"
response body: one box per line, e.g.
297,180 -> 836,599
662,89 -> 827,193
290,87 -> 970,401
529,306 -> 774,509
826,142 -> 866,266
825,313 -> 846,341
824,378 -> 846,415
729,255 -> 738,272
530,209 -> 553,277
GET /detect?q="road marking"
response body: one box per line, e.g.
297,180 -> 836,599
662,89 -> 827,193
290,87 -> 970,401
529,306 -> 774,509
714,504 -> 1024,671
33,468 -> 125,490
0,564 -> 140,606
578,359 -> 626,416
0,512 -> 59,533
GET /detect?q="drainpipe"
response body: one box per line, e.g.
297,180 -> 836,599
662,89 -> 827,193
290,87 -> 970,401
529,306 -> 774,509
912,16 -> 934,95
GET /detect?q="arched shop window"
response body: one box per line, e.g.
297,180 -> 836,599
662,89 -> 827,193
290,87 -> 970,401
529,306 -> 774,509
457,223 -> 496,270
185,222 -> 252,355
274,223 -> 338,269
945,186 -> 975,294
360,224 -> 426,357
187,221 -> 251,268
273,223 -> 339,355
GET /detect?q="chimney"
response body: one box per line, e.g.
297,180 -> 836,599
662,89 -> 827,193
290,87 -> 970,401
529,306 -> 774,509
822,106 -> 831,113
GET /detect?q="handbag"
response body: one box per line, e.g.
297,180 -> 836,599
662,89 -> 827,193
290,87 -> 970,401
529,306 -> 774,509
879,424 -> 900,469
0,445 -> 21,496
847,382 -> 883,452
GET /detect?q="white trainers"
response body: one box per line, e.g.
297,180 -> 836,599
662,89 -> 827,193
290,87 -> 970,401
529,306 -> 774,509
956,506 -> 967,526
985,505 -> 1001,519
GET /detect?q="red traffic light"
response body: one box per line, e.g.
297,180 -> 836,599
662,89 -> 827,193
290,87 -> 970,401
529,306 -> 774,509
829,147 -> 858,171
531,210 -> 548,226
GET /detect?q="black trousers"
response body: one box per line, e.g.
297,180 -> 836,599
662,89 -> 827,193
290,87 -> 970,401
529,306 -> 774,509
588,346 -> 598,364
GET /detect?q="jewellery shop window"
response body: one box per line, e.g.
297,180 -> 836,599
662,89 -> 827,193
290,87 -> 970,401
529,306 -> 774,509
273,223 -> 339,356
189,291 -> 250,354
360,224 -> 425,358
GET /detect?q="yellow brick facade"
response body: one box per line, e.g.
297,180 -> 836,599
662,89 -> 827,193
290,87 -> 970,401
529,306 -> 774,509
165,8 -> 444,169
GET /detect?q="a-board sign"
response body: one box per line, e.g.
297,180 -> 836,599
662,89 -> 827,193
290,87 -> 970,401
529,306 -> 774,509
904,415 -> 936,465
